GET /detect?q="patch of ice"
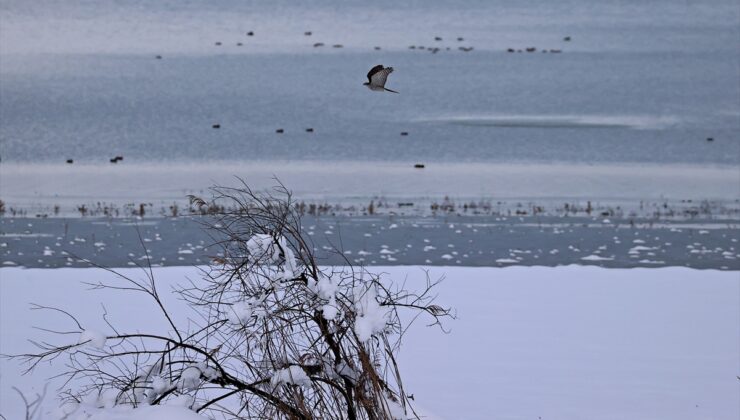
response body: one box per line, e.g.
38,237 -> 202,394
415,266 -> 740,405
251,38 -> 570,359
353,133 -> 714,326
638,259 -> 665,264
581,255 -> 613,261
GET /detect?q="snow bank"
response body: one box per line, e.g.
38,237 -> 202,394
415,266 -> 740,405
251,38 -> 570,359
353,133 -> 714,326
68,404 -> 206,420
1,265 -> 737,420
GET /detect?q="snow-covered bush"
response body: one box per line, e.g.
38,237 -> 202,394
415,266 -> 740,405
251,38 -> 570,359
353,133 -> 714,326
9,182 -> 452,419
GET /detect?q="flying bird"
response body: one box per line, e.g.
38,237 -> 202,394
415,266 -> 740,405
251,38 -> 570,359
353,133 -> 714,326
364,65 -> 398,93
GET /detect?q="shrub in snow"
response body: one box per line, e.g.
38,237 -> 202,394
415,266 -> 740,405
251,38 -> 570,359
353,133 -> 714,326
9,182 -> 452,420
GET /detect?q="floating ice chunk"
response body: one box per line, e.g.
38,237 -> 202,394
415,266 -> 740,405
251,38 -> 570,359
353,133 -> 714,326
495,258 -> 519,264
79,329 -> 107,349
441,254 -> 453,260
178,249 -> 193,254
638,259 -> 665,264
581,255 -> 613,261
629,245 -> 655,254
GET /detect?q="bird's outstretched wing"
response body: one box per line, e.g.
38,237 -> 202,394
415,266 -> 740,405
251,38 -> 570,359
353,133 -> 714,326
368,66 -> 393,88
366,65 -> 384,84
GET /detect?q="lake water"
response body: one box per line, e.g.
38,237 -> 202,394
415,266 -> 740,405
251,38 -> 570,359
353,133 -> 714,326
0,0 -> 738,207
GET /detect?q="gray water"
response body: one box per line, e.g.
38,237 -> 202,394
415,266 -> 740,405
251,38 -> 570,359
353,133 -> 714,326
2,215 -> 738,269
1,0 -> 739,165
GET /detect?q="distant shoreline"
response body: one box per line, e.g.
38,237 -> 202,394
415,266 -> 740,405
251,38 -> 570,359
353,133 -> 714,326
2,161 -> 738,218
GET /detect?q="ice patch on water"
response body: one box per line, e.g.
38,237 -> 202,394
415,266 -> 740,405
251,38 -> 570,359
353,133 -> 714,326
581,254 -> 613,261
424,114 -> 680,130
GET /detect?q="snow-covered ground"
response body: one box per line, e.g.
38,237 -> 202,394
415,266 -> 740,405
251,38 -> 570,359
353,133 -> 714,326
1,265 -> 737,419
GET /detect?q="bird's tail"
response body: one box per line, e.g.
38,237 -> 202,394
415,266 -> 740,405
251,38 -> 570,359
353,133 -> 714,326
384,87 -> 399,94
